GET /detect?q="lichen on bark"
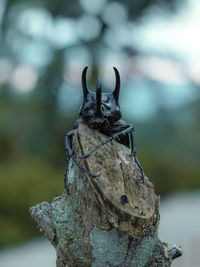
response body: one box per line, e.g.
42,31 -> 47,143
30,122 -> 182,266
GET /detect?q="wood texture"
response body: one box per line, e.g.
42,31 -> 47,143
30,122 -> 182,266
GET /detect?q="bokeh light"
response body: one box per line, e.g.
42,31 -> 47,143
0,0 -> 199,266
11,65 -> 38,93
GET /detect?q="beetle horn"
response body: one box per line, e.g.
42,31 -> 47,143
82,66 -> 89,97
113,67 -> 120,101
96,76 -> 102,117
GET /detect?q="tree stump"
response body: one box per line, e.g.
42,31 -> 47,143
30,122 -> 182,267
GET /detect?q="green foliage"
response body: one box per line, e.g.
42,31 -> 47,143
140,150 -> 200,196
0,157 -> 63,247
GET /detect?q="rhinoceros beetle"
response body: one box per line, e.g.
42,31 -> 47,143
64,67 -> 144,193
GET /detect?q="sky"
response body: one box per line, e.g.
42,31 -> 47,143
133,0 -> 200,62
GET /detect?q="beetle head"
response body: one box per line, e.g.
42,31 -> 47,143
79,66 -> 121,127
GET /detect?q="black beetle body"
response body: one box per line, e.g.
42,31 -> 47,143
79,67 -> 121,128
64,67 -> 144,193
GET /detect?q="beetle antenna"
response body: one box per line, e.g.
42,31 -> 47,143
82,66 -> 89,97
96,76 -> 102,117
113,67 -> 120,102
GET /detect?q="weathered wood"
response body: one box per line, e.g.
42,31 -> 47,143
30,122 -> 182,266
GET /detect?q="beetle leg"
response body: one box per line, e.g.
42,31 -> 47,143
64,158 -> 70,194
77,136 -> 113,159
65,135 -> 101,189
77,126 -> 133,159
130,131 -> 144,179
64,123 -> 101,193
64,120 -> 81,193
76,125 -> 144,179
64,129 -> 77,194
71,155 -> 101,177
112,126 -> 144,179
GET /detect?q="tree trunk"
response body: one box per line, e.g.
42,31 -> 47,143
30,122 -> 182,267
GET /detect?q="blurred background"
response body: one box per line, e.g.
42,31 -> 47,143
0,0 -> 199,266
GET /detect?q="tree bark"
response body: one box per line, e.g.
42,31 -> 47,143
30,122 -> 182,267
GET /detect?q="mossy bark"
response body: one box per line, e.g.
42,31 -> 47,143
30,122 -> 182,267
